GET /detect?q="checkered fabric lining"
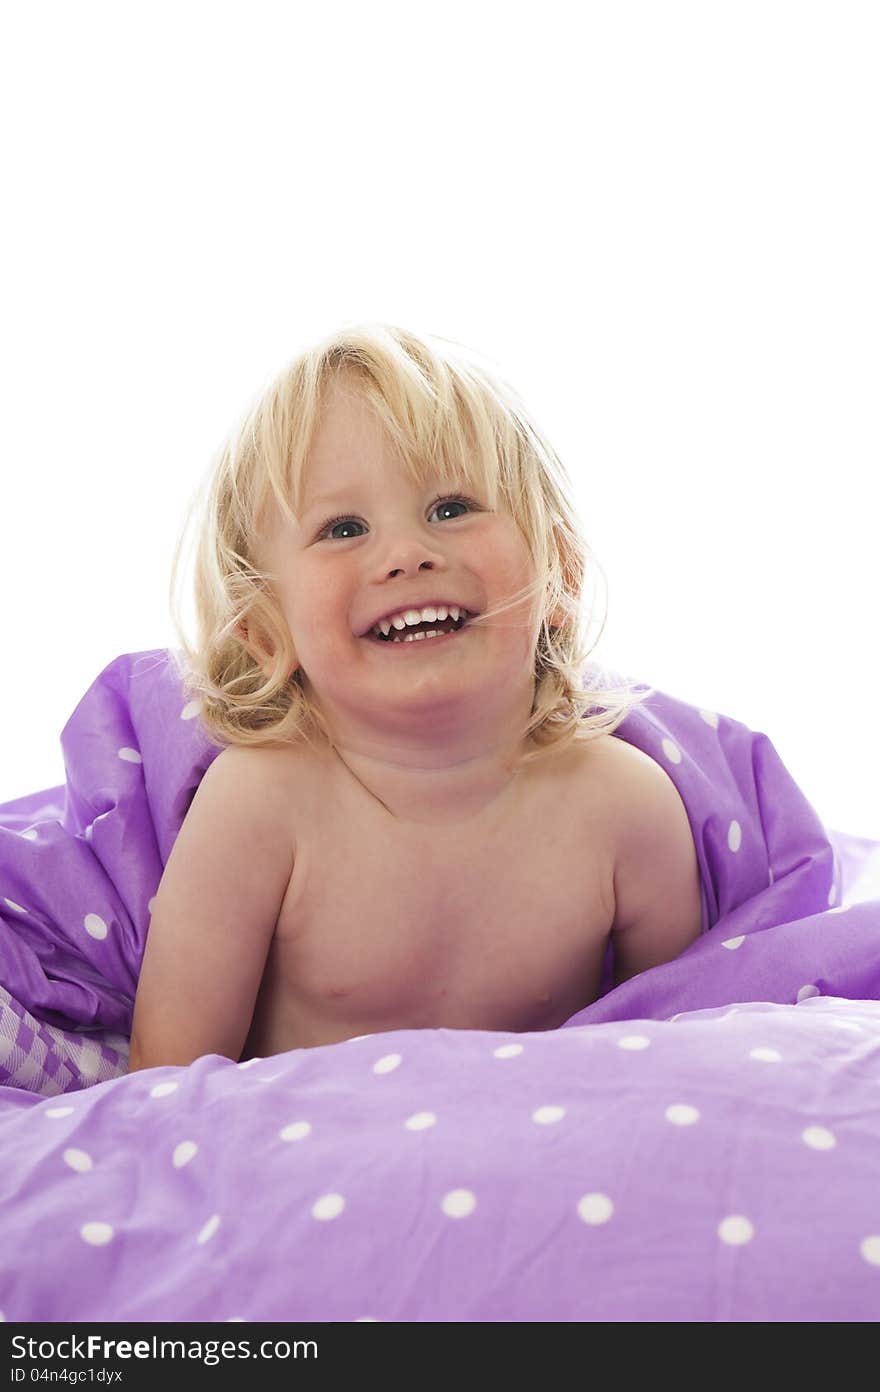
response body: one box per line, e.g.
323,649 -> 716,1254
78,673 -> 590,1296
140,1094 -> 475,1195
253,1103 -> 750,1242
0,985 -> 129,1095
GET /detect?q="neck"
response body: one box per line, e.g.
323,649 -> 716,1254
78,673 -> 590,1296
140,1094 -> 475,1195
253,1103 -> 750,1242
325,736 -> 531,827
301,667 -> 538,827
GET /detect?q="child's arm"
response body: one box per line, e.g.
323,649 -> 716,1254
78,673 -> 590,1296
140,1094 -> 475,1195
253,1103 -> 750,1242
127,746 -> 295,1072
609,745 -> 704,988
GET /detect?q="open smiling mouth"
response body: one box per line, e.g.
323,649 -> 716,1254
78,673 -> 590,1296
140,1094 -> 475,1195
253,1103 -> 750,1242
364,615 -> 471,646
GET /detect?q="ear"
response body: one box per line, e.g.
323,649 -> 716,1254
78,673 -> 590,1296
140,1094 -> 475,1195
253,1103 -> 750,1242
235,620 -> 298,680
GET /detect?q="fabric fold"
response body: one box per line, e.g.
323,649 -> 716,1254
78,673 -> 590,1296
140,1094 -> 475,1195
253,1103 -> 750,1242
0,649 -> 877,1093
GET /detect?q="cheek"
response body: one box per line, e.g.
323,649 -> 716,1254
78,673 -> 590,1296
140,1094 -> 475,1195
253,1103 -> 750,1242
495,535 -> 539,596
285,563 -> 346,613
284,572 -> 359,651
477,517 -> 531,571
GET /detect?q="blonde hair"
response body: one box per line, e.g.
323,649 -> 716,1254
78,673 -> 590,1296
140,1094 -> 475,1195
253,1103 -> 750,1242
169,321 -> 654,767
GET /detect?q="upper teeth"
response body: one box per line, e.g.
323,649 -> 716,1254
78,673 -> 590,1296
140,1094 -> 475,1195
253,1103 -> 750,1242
372,605 -> 467,638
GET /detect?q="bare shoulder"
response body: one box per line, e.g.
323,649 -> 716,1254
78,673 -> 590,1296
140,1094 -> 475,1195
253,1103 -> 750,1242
213,737 -> 321,779
258,737 -> 331,795
202,741 -> 319,846
528,730 -> 685,825
573,732 -> 688,820
562,730 -> 667,808
206,741 -> 301,793
588,734 -> 703,974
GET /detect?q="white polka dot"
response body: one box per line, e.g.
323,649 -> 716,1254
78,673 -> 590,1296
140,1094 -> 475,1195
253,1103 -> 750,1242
280,1121 -> 312,1142
802,1126 -> 836,1151
405,1112 -> 437,1131
533,1105 -> 566,1125
373,1053 -> 402,1075
84,914 -> 108,940
63,1148 -> 93,1172
45,1106 -> 75,1118
173,1141 -> 198,1168
493,1043 -> 523,1058
197,1214 -> 221,1244
750,1047 -> 782,1062
149,1081 -> 179,1098
721,936 -> 745,950
827,884 -> 836,907
861,1236 -> 880,1266
719,1215 -> 754,1245
21,829 -> 38,841
661,737 -> 682,764
577,1193 -> 614,1225
728,821 -> 742,852
797,984 -> 820,1002
3,899 -> 26,914
665,1104 -> 700,1126
81,1222 -> 114,1246
699,709 -> 719,728
148,896 -> 158,915
181,701 -> 202,721
118,747 -> 143,763
618,1034 -> 651,1051
442,1189 -> 476,1218
312,1193 -> 345,1221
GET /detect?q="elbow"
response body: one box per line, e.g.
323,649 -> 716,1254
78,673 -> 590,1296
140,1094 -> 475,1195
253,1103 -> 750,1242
126,1031 -> 167,1074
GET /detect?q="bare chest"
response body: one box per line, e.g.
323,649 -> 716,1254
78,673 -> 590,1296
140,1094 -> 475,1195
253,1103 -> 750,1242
252,744 -> 616,1047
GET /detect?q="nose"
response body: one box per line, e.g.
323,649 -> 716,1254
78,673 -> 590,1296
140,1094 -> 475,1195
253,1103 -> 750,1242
388,557 -> 434,578
384,538 -> 444,581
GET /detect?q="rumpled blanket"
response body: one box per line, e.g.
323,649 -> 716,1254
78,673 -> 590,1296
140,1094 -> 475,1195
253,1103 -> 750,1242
1,651 -> 879,1322
1,650 -> 877,1090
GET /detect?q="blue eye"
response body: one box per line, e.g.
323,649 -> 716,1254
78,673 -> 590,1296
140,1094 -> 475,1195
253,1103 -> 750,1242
316,495 -> 475,542
316,515 -> 363,542
430,496 -> 472,523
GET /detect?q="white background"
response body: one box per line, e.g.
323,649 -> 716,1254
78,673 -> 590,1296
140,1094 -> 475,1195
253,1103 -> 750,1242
1,1 -> 877,836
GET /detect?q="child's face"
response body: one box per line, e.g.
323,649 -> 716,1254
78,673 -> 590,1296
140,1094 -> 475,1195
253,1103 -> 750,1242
259,381 -> 543,741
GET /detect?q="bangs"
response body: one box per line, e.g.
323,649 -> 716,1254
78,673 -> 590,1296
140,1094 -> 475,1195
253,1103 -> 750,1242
259,325 -> 525,536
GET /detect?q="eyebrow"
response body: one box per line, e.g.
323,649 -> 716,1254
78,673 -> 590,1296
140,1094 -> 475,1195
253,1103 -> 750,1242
301,477 -> 467,515
301,488 -> 363,512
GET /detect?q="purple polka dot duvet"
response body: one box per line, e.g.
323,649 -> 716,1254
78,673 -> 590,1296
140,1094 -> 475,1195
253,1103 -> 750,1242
1,650 -> 879,1322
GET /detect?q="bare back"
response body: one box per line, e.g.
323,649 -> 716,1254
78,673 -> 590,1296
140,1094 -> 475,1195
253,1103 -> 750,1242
241,734 -> 620,1058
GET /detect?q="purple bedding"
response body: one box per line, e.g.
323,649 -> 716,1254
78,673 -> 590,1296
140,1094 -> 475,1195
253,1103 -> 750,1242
1,650 -> 879,1321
